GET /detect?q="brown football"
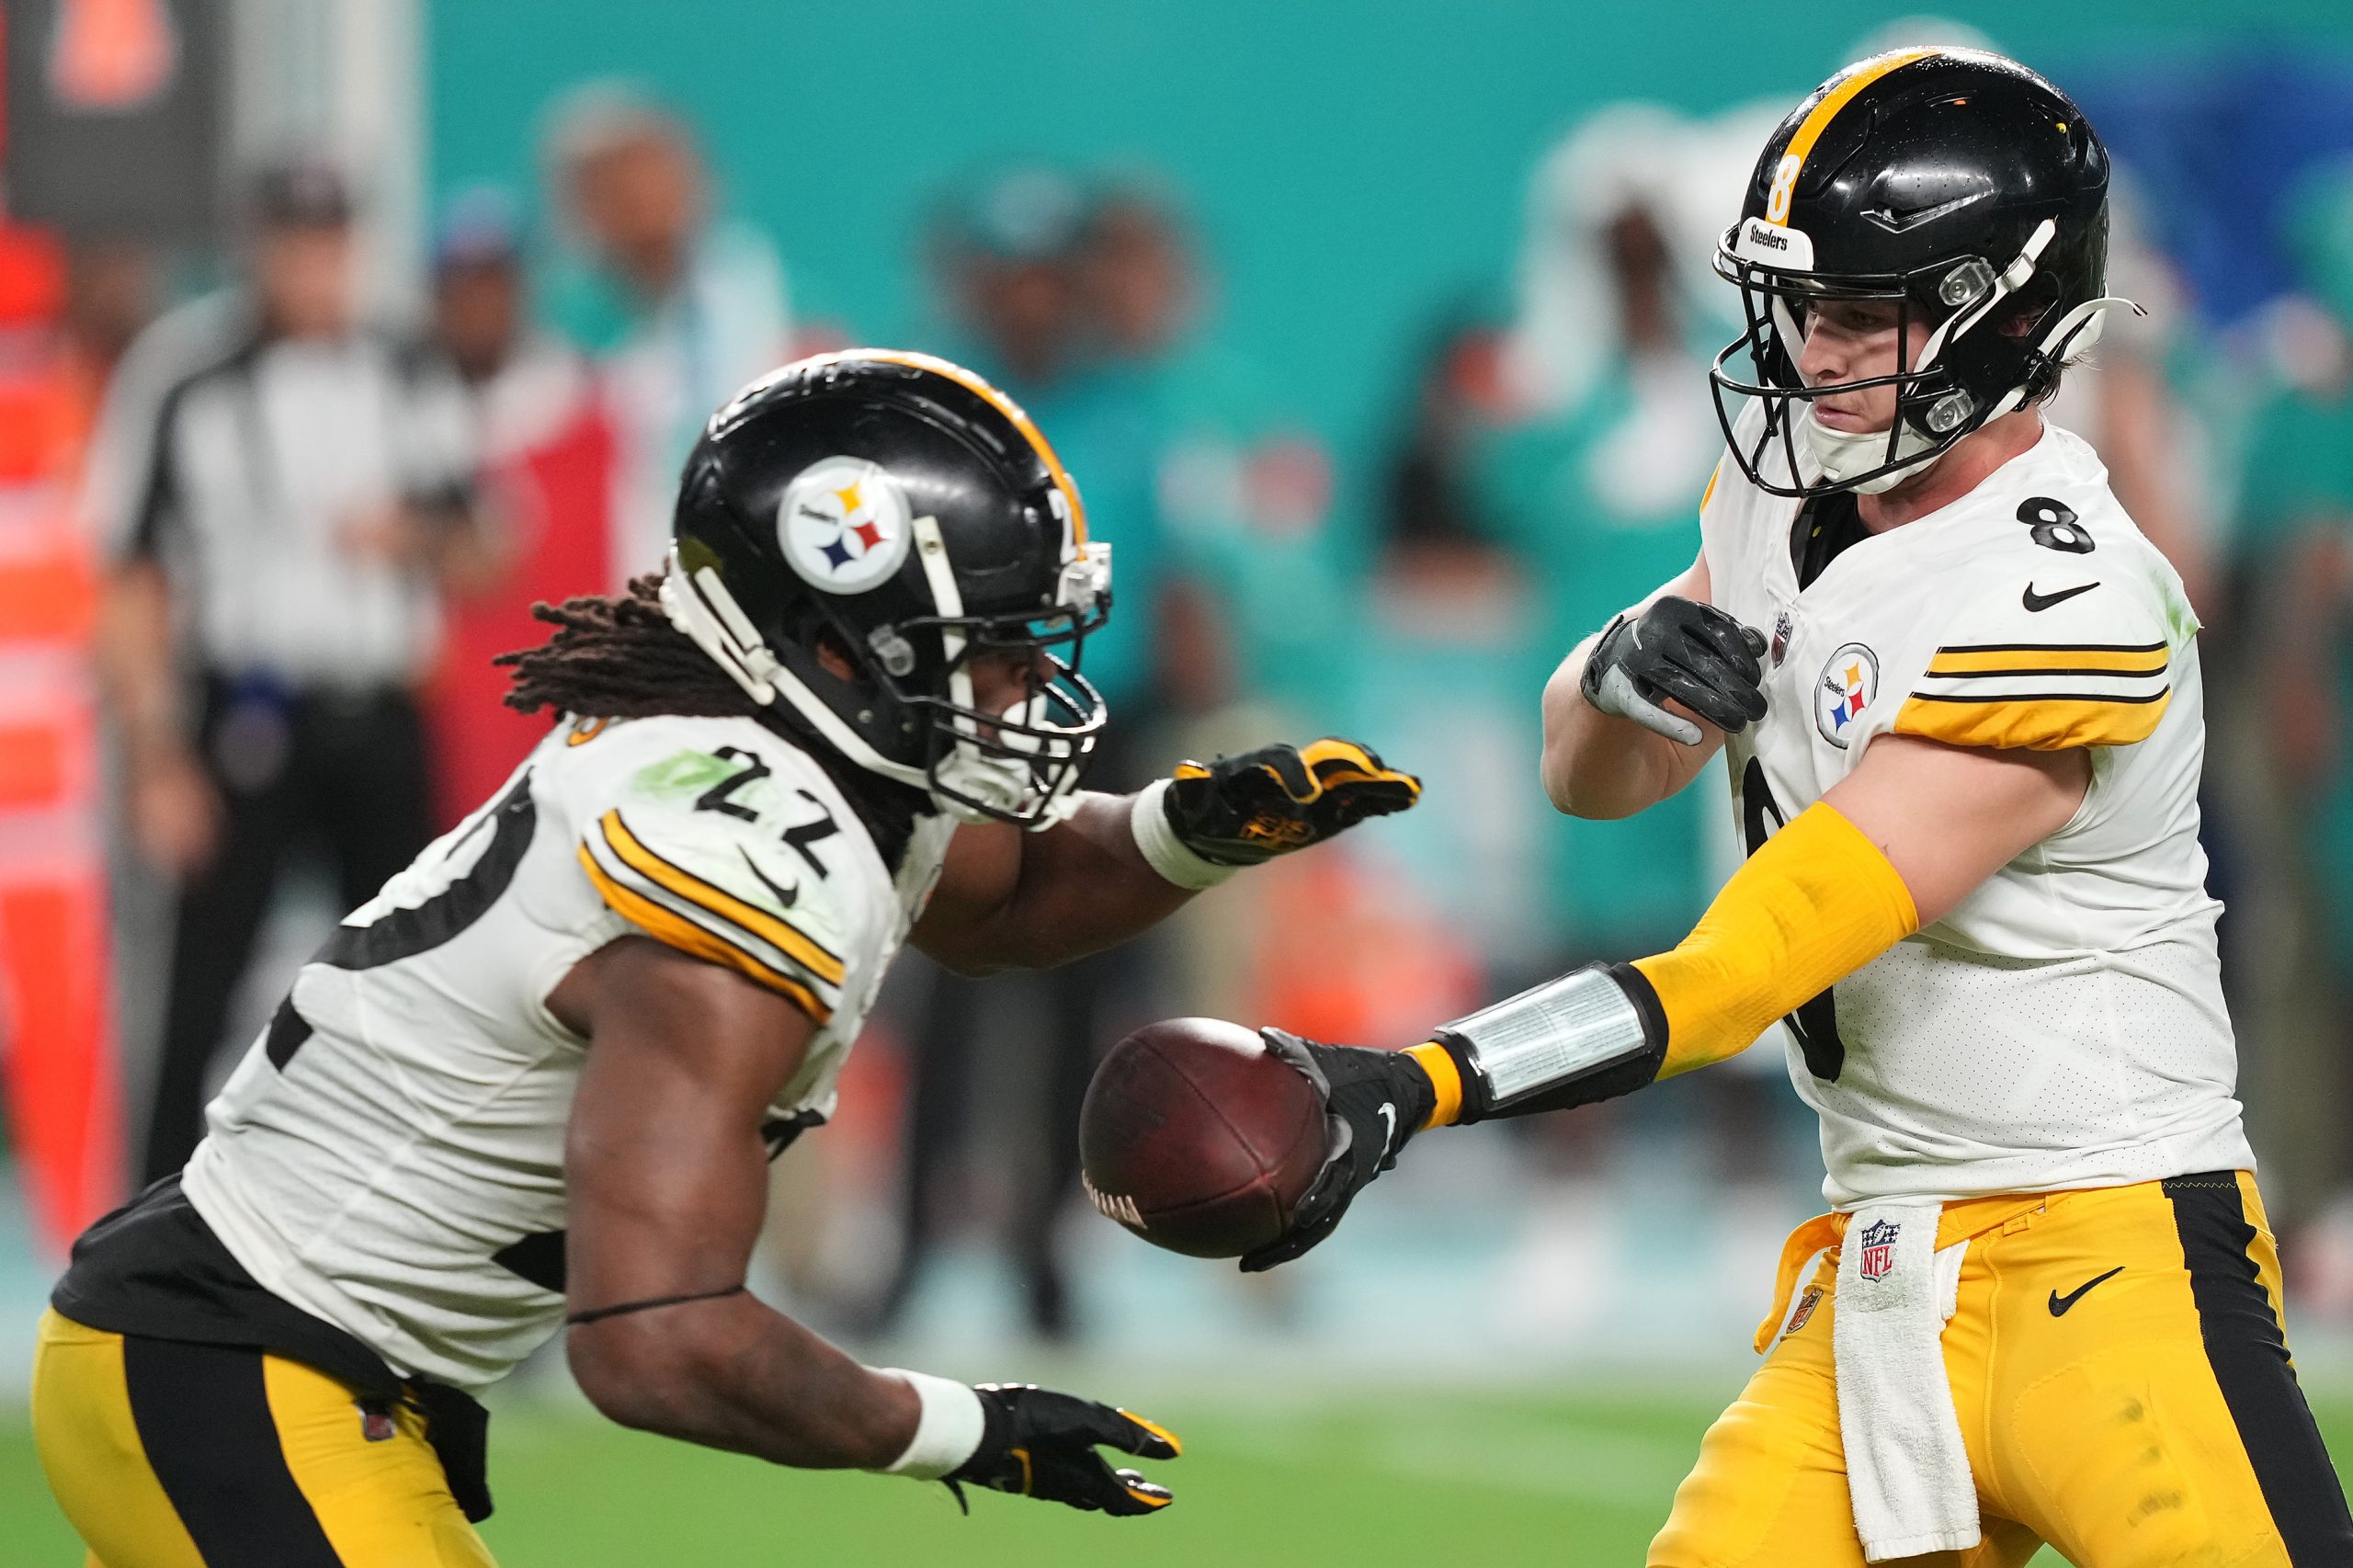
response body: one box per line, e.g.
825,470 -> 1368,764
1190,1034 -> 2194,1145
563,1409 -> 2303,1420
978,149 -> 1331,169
1079,1017 -> 1330,1258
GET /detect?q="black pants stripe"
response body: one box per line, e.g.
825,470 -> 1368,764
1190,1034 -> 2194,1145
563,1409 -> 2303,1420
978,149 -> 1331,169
120,1335 -> 345,1565
2165,1171 -> 2353,1564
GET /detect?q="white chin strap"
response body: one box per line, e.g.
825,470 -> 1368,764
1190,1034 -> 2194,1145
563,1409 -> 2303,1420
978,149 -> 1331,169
661,538 -> 1087,829
1799,406 -> 1949,494
907,515 -> 1086,829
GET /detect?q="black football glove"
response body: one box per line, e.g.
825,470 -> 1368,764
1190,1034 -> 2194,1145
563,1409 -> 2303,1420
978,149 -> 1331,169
1238,1028 -> 1437,1273
1163,738 -> 1420,866
1581,597 -> 1768,745
946,1384 -> 1181,1516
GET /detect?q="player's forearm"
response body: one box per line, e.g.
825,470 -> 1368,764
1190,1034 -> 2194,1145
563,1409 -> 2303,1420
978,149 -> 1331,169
97,563 -> 188,758
926,791 -> 1194,975
569,1296 -> 919,1469
1418,801 -> 1917,1122
1539,639 -> 1697,819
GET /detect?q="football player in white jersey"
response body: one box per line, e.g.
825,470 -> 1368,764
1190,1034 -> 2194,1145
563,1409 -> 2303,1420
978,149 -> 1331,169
30,350 -> 1421,1564
1219,51 -> 2352,1566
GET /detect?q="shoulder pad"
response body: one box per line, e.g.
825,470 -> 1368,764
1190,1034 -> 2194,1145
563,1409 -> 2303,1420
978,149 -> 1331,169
568,722 -> 860,1022
1892,564 -> 2178,752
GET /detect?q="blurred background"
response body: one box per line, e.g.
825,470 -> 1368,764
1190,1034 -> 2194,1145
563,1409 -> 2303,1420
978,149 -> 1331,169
7,0 -> 2353,1561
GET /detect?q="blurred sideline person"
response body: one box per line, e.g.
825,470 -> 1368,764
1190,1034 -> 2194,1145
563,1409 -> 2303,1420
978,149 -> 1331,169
2240,159 -> 2353,1279
872,171 -> 1186,1341
1479,106 -> 1727,989
544,85 -> 791,585
33,350 -> 1420,1558
422,188 -> 611,828
1232,51 -> 2352,1565
86,163 -> 486,1186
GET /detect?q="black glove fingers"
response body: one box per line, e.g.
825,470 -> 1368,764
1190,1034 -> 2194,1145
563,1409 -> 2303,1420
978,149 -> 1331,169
1107,1469 -> 1176,1515
1064,1398 -> 1183,1460
1678,602 -> 1761,673
1641,662 -> 1753,733
1666,645 -> 1768,724
1248,745 -> 1322,803
1257,1027 -> 1335,1096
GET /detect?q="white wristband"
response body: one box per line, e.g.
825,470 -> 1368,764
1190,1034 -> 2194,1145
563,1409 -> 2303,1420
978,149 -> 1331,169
1130,778 -> 1237,890
874,1369 -> 986,1480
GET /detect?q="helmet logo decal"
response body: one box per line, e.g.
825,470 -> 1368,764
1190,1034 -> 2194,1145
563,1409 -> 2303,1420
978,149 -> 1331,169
779,457 -> 914,594
1815,642 -> 1880,748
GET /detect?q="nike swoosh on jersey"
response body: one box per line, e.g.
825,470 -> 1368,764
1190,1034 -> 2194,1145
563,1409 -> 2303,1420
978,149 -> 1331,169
2022,581 -> 2099,612
737,846 -> 799,909
2048,1265 -> 2125,1316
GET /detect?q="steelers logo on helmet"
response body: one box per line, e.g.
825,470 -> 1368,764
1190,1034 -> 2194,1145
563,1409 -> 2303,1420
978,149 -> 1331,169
1815,642 -> 1880,749
778,457 -> 913,595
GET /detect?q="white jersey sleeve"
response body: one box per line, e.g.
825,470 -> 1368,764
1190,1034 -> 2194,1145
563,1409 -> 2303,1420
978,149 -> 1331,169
1890,548 -> 2181,754
558,721 -> 868,1025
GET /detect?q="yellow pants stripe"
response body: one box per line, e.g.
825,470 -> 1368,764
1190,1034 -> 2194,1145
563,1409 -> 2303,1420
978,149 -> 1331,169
31,1309 -> 496,1567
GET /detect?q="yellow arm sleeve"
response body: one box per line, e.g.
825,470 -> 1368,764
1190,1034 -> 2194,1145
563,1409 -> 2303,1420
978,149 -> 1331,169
1630,801 -> 1918,1078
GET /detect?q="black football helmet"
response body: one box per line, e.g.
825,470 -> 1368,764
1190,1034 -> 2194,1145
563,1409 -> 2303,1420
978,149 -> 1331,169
1709,49 -> 2126,497
661,350 -> 1111,826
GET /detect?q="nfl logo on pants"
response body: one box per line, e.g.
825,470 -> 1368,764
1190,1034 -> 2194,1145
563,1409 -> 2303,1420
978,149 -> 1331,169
1858,1219 -> 1899,1282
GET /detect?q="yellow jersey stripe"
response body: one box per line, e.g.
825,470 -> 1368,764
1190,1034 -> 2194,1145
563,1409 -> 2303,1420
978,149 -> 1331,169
1927,642 -> 2167,676
576,845 -> 832,1021
1893,688 -> 2172,750
861,349 -> 1088,545
597,811 -> 847,985
1782,50 -> 1938,188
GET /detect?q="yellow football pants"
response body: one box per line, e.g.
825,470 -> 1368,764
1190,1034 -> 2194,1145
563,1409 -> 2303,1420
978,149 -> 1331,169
31,1309 -> 497,1568
1650,1171 -> 2352,1567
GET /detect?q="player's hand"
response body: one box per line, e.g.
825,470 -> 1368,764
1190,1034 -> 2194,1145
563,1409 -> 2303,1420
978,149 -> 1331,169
1162,738 -> 1420,866
947,1384 -> 1181,1515
1239,1028 -> 1438,1273
1581,597 -> 1767,745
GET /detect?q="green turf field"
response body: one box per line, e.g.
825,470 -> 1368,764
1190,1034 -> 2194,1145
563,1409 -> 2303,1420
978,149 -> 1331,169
7,1387 -> 2352,1565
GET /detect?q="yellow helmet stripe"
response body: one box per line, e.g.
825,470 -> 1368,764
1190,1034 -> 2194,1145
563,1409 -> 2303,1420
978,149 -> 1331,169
858,348 -> 1090,545
1767,49 -> 1939,224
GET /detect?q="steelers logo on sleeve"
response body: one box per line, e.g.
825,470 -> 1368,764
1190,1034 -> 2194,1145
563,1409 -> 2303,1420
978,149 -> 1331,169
1815,642 -> 1880,748
779,457 -> 914,594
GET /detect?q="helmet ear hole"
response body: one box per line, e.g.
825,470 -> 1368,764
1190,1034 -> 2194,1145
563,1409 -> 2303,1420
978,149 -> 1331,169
811,626 -> 859,681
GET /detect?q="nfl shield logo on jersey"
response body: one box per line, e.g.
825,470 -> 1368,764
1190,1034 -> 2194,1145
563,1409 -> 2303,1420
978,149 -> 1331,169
1814,642 -> 1880,748
1857,1218 -> 1900,1282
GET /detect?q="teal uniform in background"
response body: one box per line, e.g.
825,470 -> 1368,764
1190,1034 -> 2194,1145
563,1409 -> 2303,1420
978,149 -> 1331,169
1114,342 -> 1356,725
2238,379 -> 2353,961
1467,358 -> 1716,960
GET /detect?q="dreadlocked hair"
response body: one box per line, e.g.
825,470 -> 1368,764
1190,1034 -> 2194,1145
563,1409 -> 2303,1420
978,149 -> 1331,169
496,573 -> 935,869
498,574 -> 760,721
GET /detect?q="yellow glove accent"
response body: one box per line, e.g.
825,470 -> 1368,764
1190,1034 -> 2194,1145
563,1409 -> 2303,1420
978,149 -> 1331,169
1404,1041 -> 1464,1130
1631,801 -> 1918,1078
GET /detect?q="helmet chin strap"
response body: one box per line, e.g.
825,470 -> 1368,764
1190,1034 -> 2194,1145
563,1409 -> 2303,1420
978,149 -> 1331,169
1799,406 -> 1948,494
660,549 -> 937,797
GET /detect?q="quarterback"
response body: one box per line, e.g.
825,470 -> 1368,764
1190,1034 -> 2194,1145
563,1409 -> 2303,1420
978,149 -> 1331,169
29,350 -> 1419,1563
1241,51 -> 2353,1566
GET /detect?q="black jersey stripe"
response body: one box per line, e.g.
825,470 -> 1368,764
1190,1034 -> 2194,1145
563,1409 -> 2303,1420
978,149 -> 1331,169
1905,687 -> 2171,705
1919,665 -> 2168,681
121,1334 -> 345,1565
2164,1172 -> 2353,1563
1934,639 -> 2166,655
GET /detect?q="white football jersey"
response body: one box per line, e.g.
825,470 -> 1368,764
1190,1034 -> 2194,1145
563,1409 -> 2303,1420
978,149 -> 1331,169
1699,412 -> 2252,1208
182,712 -> 956,1388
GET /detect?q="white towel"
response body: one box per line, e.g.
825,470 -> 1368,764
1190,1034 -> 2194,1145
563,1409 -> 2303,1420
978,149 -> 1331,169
1832,1199 -> 1980,1562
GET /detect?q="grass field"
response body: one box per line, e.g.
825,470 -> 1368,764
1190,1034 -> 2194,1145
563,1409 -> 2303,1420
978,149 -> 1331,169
7,1384 -> 2353,1565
